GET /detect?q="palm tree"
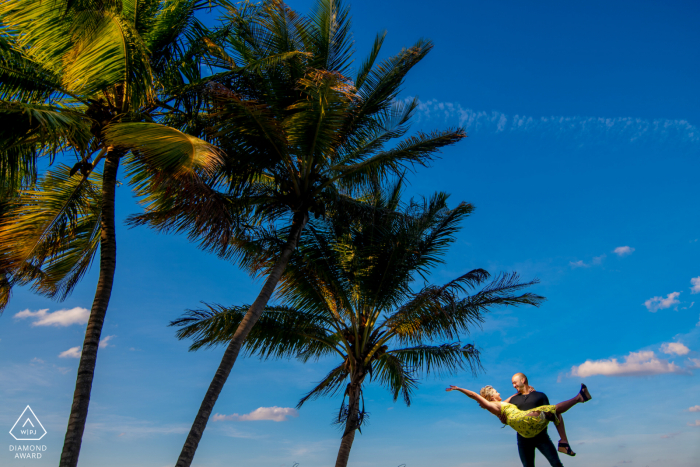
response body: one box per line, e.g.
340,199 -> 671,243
127,1 -> 466,465
171,182 -> 545,467
0,2 -> 222,466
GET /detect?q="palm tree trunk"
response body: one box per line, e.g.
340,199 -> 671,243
335,375 -> 363,467
59,153 -> 119,467
175,211 -> 308,467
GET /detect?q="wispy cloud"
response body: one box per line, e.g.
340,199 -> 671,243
687,420 -> 700,427
571,350 -> 684,377
688,406 -> 700,412
687,358 -> 700,369
212,406 -> 299,422
644,292 -> 681,312
84,416 -> 190,438
406,98 -> 700,144
660,432 -> 681,439
690,277 -> 700,294
59,347 -> 82,359
570,254 -> 606,269
613,246 -> 635,256
219,425 -> 267,439
14,307 -> 89,327
660,342 -> 690,356
99,335 -> 115,348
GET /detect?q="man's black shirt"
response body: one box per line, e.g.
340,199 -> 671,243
510,390 -> 550,411
509,390 -> 563,465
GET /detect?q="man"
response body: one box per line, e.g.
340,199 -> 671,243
504,373 -> 566,467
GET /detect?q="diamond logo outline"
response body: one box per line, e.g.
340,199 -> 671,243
9,406 -> 47,441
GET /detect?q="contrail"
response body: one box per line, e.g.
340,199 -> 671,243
406,98 -> 699,146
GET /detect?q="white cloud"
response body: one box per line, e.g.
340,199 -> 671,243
643,292 -> 681,312
690,277 -> 700,294
212,406 -> 299,422
571,350 -> 684,377
99,335 -> 115,348
570,255 -> 606,269
59,347 -> 82,359
30,358 -> 44,364
613,246 -> 635,256
660,342 -> 690,356
688,420 -> 700,427
14,307 -> 89,327
688,406 -> 700,412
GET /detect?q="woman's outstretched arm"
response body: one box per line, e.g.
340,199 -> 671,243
446,385 -> 502,417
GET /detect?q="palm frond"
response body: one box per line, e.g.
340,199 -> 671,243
171,302 -> 338,358
354,38 -> 432,117
385,271 -> 545,345
372,352 -> 417,405
307,0 -> 353,73
329,128 -> 467,190
0,33 -> 68,102
0,164 -> 102,300
64,11 -> 155,105
296,362 -> 349,408
389,343 -> 482,378
354,30 -> 385,90
105,122 -> 223,175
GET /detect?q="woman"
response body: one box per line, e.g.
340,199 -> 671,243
446,383 -> 591,445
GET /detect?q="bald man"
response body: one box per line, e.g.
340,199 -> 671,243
504,373 -> 565,467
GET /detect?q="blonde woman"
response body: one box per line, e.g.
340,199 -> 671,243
445,384 -> 591,441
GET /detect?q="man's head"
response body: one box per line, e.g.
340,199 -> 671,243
511,373 -> 529,393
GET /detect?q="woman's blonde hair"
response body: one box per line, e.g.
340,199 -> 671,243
480,385 -> 498,401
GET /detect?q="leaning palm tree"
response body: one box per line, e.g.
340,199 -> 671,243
171,182 -> 545,467
0,2 -> 222,466
128,1 -> 466,465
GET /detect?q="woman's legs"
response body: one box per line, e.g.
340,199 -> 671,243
555,415 -> 576,456
555,415 -> 569,443
555,386 -> 587,415
555,393 -> 583,414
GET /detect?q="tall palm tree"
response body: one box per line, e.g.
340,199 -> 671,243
128,1 -> 466,465
0,2 -> 222,466
172,182 -> 546,467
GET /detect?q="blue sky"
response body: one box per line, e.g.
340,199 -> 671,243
2,1 -> 699,466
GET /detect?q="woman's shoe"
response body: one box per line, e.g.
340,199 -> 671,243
579,383 -> 592,402
558,441 -> 576,456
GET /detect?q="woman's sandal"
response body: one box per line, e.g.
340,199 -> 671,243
558,441 -> 576,456
579,383 -> 592,402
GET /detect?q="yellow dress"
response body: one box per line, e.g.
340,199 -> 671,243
500,402 -> 559,438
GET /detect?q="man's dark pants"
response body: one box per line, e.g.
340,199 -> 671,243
516,429 -> 564,467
